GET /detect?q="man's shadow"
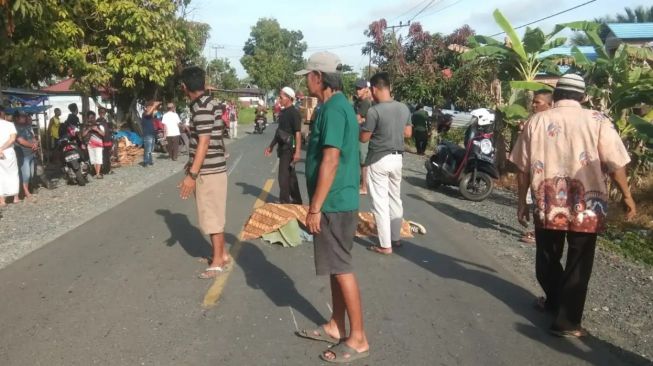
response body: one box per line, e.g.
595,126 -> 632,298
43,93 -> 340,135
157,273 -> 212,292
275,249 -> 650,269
236,242 -> 326,326
156,209 -> 212,260
391,240 -> 650,365
235,182 -> 279,202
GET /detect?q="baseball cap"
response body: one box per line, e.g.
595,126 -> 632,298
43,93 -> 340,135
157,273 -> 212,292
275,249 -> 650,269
281,86 -> 296,100
355,79 -> 370,89
295,51 -> 343,76
555,74 -> 585,94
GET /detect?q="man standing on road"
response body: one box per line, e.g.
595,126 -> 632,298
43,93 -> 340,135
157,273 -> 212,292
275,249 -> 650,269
510,74 -> 636,338
82,111 -> 105,179
162,103 -> 182,161
178,66 -> 231,279
411,104 -> 430,155
360,72 -> 412,255
264,86 -> 303,204
96,107 -> 114,175
47,108 -> 61,153
353,79 -> 372,195
0,106 -> 19,206
14,112 -> 39,201
295,52 -> 370,363
141,101 -> 160,167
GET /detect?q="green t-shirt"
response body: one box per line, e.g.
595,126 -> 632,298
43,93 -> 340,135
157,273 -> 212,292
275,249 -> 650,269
412,109 -> 429,132
306,93 -> 360,213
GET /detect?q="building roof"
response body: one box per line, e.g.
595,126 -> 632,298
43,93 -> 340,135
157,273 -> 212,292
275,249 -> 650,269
607,23 -> 653,40
41,78 -> 76,92
538,46 -> 598,61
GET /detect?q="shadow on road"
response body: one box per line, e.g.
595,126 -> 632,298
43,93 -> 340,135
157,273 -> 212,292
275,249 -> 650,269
408,193 -> 520,237
156,209 -> 212,260
235,182 -> 279,203
392,240 -> 650,366
236,242 -> 327,326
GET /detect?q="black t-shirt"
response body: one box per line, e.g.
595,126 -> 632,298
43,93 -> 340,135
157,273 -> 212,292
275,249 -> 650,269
277,106 -> 301,135
354,98 -> 372,119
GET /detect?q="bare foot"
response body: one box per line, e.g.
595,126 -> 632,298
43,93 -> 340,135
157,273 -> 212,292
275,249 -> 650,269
368,245 -> 392,255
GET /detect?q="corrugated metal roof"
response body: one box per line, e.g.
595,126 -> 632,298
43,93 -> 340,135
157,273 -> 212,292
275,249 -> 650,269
538,46 -> 598,61
607,23 -> 653,40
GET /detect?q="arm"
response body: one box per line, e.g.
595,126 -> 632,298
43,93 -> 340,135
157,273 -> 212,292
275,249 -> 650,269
16,136 -> 34,148
517,169 -> 531,227
360,131 -> 372,143
609,167 -> 636,220
292,111 -> 302,163
0,134 -> 16,158
404,125 -> 413,138
360,106 -> 376,143
264,136 -> 277,156
179,135 -> 210,199
306,147 -> 340,233
145,102 -> 160,116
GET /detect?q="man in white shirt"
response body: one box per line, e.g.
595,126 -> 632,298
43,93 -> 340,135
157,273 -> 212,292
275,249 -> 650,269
162,103 -> 182,161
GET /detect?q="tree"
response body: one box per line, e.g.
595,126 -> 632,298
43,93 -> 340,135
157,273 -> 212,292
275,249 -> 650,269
207,58 -> 239,90
240,18 -> 307,92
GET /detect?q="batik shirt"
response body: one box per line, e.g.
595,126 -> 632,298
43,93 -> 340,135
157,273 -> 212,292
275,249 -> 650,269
509,100 -> 630,233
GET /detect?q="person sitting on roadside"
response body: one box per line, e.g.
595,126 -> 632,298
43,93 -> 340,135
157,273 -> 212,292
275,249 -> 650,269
82,111 -> 105,179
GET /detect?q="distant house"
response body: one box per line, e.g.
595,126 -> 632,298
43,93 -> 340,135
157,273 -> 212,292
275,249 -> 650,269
207,84 -> 266,107
605,23 -> 653,55
40,78 -> 113,128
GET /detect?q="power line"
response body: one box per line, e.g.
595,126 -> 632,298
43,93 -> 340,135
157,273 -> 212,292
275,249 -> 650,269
307,42 -> 367,51
392,0 -> 431,21
489,0 -> 598,37
408,0 -> 439,22
415,0 -> 466,20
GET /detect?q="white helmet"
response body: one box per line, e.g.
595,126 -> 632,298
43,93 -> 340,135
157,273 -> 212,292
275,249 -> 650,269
470,108 -> 495,126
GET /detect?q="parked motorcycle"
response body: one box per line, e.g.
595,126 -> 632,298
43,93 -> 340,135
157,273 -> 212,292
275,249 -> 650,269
254,114 -> 267,134
59,136 -> 89,186
425,108 -> 499,201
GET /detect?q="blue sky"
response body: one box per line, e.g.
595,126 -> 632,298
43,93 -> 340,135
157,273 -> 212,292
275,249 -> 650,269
188,0 -> 645,78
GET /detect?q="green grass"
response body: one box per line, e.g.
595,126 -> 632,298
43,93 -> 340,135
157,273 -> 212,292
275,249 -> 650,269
237,107 -> 273,126
600,227 -> 653,267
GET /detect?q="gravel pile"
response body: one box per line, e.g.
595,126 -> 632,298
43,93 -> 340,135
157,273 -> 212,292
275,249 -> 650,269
0,152 -> 187,270
403,154 -> 652,362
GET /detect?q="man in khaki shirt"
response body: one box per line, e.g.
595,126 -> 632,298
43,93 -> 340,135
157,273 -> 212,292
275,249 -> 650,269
510,74 -> 636,338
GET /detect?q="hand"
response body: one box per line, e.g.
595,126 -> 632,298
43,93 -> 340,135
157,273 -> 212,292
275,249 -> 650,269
517,201 -> 530,228
177,175 -> 196,200
622,196 -> 637,221
0,151 -> 5,160
264,147 -> 272,157
292,152 -> 301,164
306,211 -> 322,234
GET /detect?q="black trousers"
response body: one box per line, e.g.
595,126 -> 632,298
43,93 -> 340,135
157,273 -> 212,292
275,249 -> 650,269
413,131 -> 428,155
535,229 -> 597,331
278,149 -> 302,204
102,146 -> 112,174
166,136 -> 180,161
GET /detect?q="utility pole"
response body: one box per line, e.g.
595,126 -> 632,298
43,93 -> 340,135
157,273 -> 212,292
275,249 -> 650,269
207,44 -> 224,87
385,21 -> 410,74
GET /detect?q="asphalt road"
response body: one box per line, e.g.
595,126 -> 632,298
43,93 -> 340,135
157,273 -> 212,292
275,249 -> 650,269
0,124 -> 648,366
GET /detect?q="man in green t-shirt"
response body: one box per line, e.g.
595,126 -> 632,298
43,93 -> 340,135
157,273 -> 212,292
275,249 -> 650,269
294,51 -> 370,363
411,104 -> 430,155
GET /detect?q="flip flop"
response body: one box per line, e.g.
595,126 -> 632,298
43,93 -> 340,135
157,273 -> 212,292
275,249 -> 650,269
320,342 -> 370,363
533,297 -> 548,313
296,326 -> 341,345
367,245 -> 392,255
549,328 -> 588,338
198,265 -> 228,279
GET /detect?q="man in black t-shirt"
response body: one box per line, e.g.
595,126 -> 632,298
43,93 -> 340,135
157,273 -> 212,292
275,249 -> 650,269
264,86 -> 303,204
353,79 -> 372,195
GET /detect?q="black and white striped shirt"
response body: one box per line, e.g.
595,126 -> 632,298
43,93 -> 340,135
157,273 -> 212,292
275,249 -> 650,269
188,93 -> 227,175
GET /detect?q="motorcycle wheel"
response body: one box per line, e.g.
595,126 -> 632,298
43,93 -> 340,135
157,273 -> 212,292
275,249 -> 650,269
75,169 -> 86,186
426,171 -> 441,189
459,172 -> 493,201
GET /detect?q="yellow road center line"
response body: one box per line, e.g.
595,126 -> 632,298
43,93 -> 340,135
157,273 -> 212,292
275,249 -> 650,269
202,178 -> 275,309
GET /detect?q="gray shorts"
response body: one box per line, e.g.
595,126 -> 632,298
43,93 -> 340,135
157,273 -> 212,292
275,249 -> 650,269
314,211 -> 357,275
359,142 -> 369,166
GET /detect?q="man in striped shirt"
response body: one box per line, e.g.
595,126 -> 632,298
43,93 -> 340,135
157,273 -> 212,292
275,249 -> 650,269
178,66 -> 231,279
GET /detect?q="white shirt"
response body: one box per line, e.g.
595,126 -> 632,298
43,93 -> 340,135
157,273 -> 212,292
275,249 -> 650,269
0,119 -> 17,154
161,111 -> 181,137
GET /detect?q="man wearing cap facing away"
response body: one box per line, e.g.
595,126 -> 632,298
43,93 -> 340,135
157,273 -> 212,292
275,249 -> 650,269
294,51 -> 370,363
510,74 -> 636,338
264,86 -> 303,204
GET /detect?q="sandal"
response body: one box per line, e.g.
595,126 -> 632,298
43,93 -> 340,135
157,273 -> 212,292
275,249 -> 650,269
533,297 -> 547,312
198,265 -> 227,279
320,342 -> 370,363
549,328 -> 588,338
520,231 -> 535,244
367,245 -> 392,255
296,326 -> 341,345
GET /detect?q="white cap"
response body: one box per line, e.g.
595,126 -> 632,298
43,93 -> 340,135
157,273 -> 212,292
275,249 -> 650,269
281,86 -> 296,100
295,51 -> 342,75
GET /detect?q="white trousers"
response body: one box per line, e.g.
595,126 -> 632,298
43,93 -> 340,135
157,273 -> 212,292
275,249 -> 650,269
231,121 -> 238,138
0,149 -> 19,197
367,153 -> 404,248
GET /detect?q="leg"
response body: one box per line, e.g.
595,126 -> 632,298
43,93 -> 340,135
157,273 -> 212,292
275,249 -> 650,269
289,163 -> 303,204
387,155 -> 404,243
232,121 -> 238,138
277,150 -> 292,203
171,136 -> 179,160
534,229 -> 566,312
367,157 -> 391,249
552,232 -> 597,332
360,166 -> 368,194
196,173 -> 229,276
